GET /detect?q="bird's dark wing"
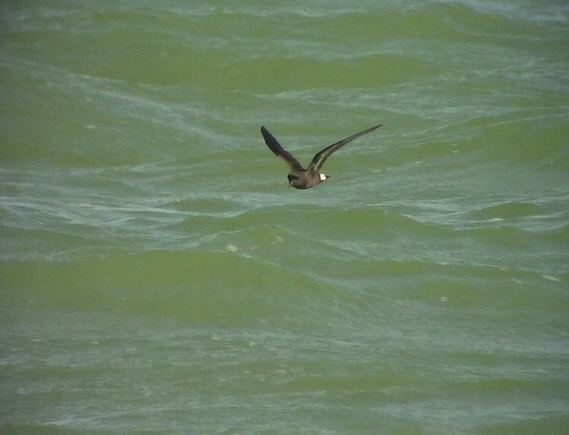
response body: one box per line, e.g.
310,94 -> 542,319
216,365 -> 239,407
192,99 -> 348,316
261,126 -> 304,171
308,124 -> 382,171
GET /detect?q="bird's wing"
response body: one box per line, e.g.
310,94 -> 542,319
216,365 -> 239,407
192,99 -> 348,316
261,126 -> 304,171
308,124 -> 382,171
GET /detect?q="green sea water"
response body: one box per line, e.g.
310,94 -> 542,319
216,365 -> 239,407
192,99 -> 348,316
1,0 -> 569,433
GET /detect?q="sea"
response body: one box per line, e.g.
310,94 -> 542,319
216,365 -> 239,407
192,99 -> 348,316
1,0 -> 568,433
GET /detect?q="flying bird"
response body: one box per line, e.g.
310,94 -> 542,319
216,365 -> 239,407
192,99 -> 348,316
260,123 -> 382,189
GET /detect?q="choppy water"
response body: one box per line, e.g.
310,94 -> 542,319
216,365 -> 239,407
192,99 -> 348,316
1,0 -> 569,433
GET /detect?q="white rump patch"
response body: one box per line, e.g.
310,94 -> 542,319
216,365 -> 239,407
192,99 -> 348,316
319,173 -> 328,181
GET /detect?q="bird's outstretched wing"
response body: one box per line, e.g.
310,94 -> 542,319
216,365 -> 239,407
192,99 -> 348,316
261,126 -> 304,171
308,124 -> 382,171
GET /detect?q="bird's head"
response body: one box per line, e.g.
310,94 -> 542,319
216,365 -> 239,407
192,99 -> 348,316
287,174 -> 298,187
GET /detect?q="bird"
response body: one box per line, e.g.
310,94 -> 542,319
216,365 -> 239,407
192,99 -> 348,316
260,123 -> 382,189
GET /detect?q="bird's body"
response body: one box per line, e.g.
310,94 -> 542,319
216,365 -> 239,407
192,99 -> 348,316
260,124 -> 382,189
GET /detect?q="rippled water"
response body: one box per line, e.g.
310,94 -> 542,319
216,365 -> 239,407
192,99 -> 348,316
1,0 -> 569,433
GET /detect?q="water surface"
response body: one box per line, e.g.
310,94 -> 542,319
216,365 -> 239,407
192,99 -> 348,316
1,0 -> 569,433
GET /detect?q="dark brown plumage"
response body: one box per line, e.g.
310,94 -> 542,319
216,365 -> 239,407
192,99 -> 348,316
260,124 -> 382,189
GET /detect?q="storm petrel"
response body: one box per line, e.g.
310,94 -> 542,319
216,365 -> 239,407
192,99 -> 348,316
260,124 -> 382,189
